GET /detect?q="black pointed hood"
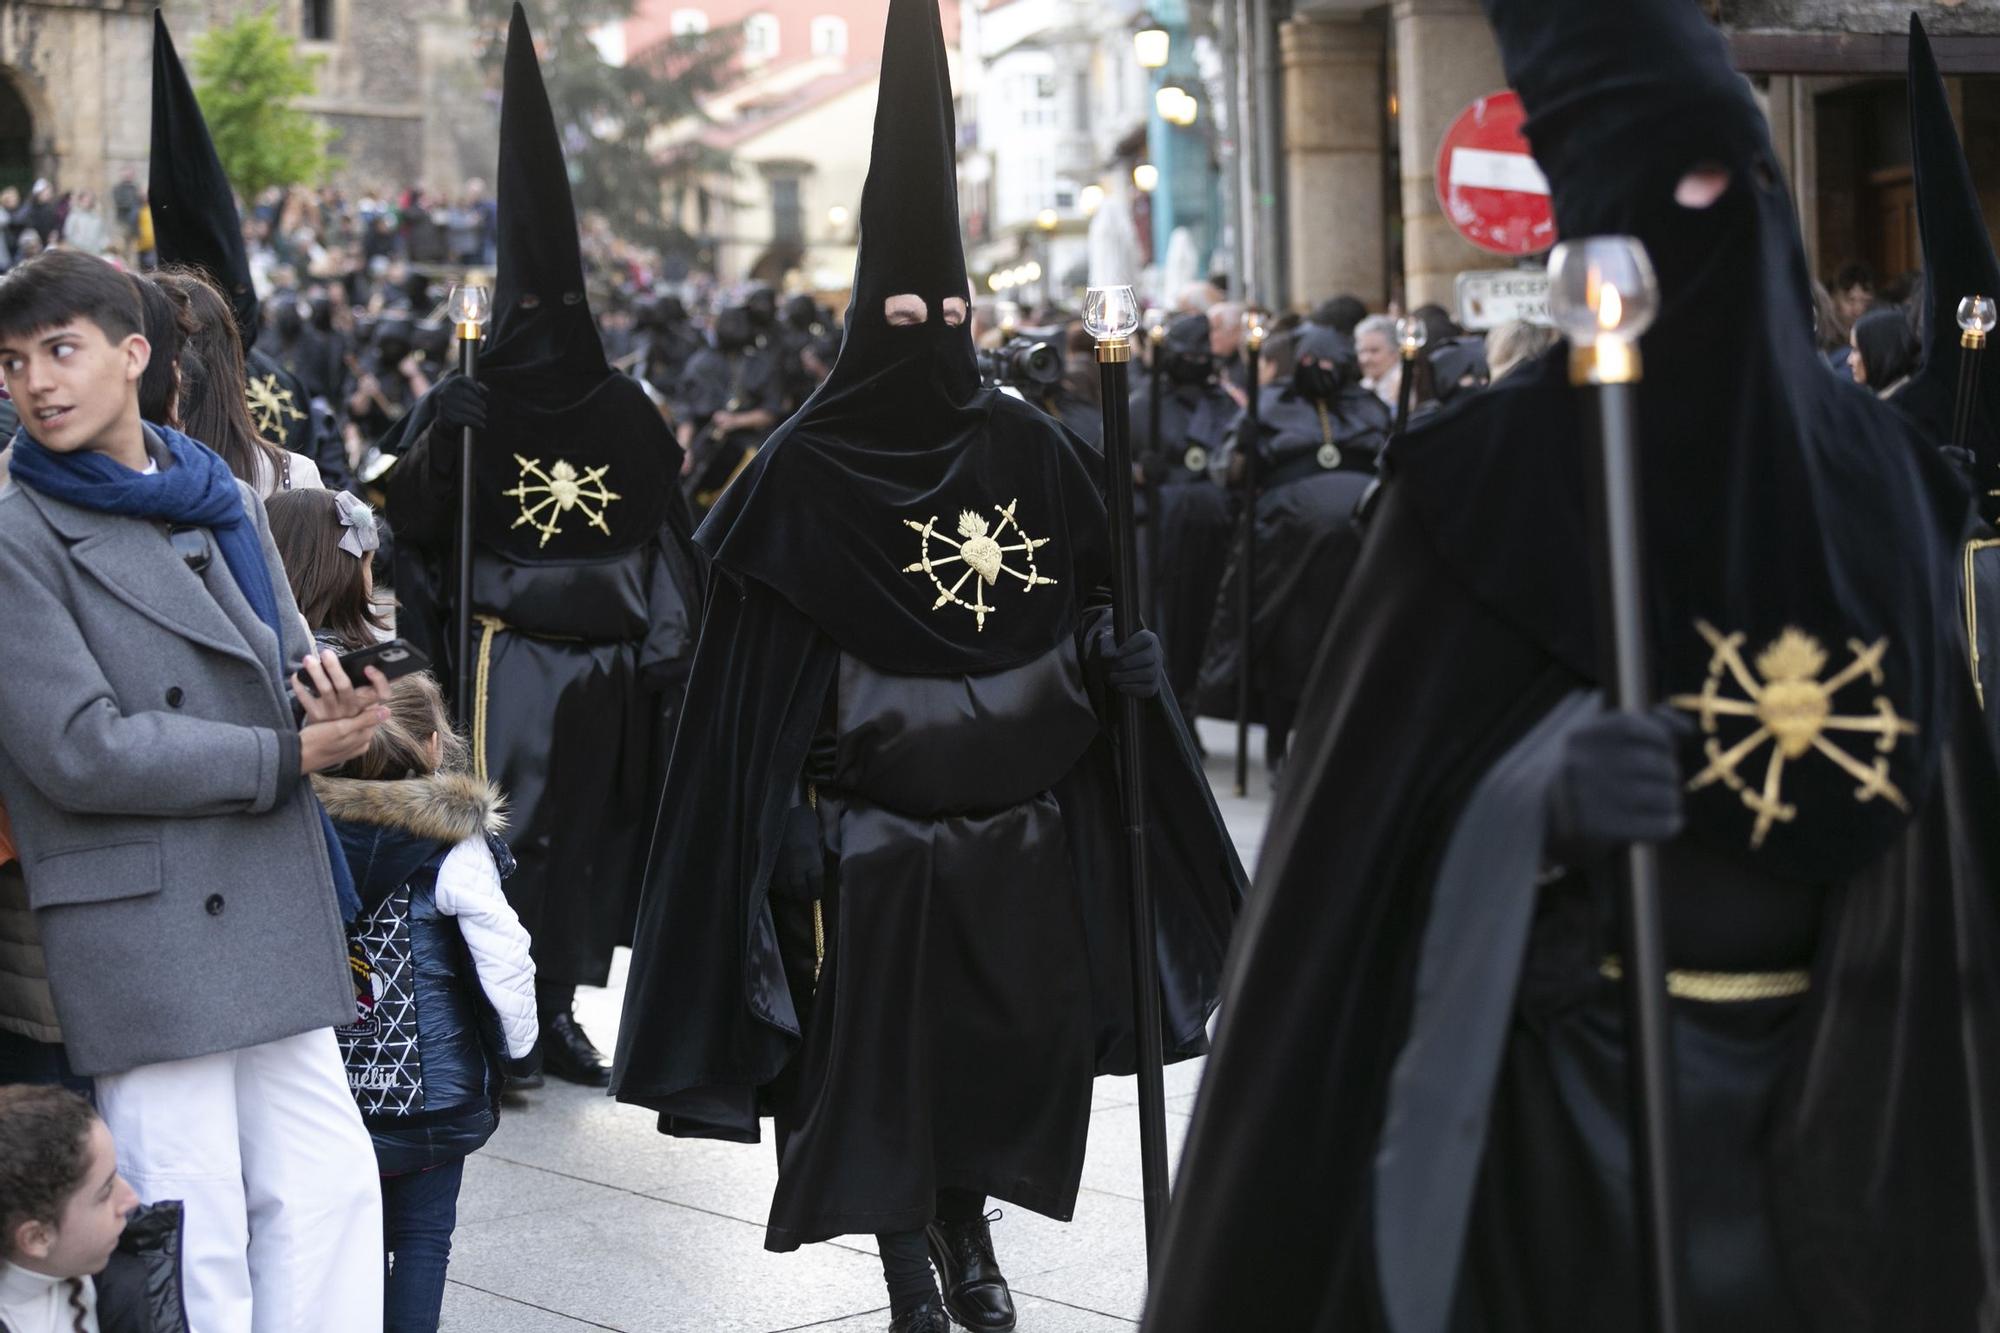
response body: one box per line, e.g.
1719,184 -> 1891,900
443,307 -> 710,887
1892,14 -> 2000,498
692,0 -> 1109,676
485,4 -> 606,377
813,0 -> 979,422
1382,0 -> 1966,885
149,10 -> 260,342
378,7 -> 685,567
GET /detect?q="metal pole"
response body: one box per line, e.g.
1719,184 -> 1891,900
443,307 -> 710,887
453,329 -> 480,727
1580,344 -> 1684,1333
1395,344 -> 1417,436
1096,333 -> 1171,1261
1954,328 -> 1985,454
1234,325 -> 1264,797
1234,0 -> 1260,307
1249,0 -> 1285,308
1146,323 -> 1167,623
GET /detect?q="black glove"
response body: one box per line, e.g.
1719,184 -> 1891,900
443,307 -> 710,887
1940,444 -> 1978,485
1545,707 -> 1688,863
433,375 -> 489,433
771,802 -> 823,901
1091,623 -> 1164,700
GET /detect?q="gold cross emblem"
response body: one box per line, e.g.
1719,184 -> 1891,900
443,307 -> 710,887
502,454 -> 622,548
902,500 -> 1057,631
1669,620 -> 1916,848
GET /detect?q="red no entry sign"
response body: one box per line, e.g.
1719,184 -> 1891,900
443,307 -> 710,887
1435,90 -> 1555,257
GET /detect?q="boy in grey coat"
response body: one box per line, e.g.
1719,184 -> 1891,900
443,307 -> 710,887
0,251 -> 392,1332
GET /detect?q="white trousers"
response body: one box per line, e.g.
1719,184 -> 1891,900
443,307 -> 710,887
95,1027 -> 384,1333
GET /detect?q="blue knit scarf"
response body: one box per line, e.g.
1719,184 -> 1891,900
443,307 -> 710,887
10,424 -> 361,920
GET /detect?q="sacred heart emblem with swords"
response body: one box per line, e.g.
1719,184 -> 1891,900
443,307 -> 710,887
902,500 -> 1057,631
1669,620 -> 1916,849
504,454 -> 622,548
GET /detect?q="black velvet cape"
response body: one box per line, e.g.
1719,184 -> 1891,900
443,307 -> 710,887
610,570 -> 1244,1140
1144,0 -> 2000,1325
1144,481 -> 2000,1331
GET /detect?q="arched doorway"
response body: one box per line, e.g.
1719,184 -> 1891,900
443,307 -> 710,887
0,71 -> 35,196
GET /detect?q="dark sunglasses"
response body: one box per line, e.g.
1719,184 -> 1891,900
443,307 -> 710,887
167,525 -> 211,575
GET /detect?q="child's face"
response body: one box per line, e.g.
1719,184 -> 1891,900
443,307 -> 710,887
0,320 -> 149,456
11,1120 -> 137,1279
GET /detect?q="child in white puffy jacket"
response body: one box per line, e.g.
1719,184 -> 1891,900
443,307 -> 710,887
312,672 -> 538,1333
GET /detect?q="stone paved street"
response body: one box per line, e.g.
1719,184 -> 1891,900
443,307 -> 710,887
440,721 -> 1273,1332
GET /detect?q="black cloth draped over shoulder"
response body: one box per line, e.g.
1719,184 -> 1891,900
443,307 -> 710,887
1390,0 -> 1967,888
1143,0 -> 2000,1328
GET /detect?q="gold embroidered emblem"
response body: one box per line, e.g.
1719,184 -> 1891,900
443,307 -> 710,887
245,373 -> 306,438
902,500 -> 1057,631
502,454 -> 622,548
1669,620 -> 1916,848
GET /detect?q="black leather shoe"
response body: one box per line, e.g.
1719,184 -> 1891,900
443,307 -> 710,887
887,1301 -> 953,1333
927,1213 -> 1015,1331
540,1012 -> 610,1087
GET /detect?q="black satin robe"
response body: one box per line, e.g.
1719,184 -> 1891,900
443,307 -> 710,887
388,424 -> 703,986
766,643 -> 1101,1246
1196,384 -> 1389,717
612,577 -> 1246,1240
1144,486 -> 2000,1332
1130,380 -> 1235,710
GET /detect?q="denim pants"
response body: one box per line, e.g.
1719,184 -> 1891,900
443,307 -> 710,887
382,1157 -> 466,1333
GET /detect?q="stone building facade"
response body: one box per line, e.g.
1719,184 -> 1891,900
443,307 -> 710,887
0,0 -> 492,209
1240,0 -> 2000,316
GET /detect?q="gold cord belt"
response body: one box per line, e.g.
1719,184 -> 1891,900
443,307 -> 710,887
470,615 -> 594,782
1964,537 -> 2000,709
1598,957 -> 1810,1003
807,783 -> 824,985
473,615 -> 502,782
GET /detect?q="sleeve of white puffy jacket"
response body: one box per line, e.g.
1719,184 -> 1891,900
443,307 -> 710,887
433,837 -> 539,1060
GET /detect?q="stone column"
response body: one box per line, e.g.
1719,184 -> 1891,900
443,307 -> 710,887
1393,0 -> 1505,311
1280,12 -> 1386,307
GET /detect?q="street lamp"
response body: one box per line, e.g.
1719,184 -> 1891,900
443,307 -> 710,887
1156,86 -> 1197,127
1080,183 -> 1105,217
827,204 -> 850,232
1132,163 -> 1158,193
1133,15 -> 1170,69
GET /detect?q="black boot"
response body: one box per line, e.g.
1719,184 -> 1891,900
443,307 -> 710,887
887,1301 -> 952,1333
540,1012 -> 610,1086
927,1212 -> 1015,1332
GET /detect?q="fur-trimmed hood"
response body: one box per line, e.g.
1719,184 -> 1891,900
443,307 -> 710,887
313,771 -> 507,842
313,772 -> 508,912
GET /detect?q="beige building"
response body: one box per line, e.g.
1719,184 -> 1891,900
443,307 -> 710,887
1248,0 -> 2000,315
0,0 -> 489,207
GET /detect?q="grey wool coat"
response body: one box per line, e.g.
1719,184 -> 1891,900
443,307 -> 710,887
0,468 -> 354,1077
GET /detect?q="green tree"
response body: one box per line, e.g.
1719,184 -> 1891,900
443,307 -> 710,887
473,0 -> 735,263
190,9 -> 335,199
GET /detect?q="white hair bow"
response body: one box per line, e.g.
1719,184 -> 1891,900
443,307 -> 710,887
334,490 -> 381,559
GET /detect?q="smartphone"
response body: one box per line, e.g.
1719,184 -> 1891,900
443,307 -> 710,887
295,638 -> 432,699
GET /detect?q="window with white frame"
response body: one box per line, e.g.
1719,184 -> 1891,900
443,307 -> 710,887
743,13 -> 781,62
810,16 -> 847,57
669,9 -> 708,35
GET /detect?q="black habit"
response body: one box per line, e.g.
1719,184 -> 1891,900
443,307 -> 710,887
611,0 -> 1242,1252
1144,0 -> 2000,1330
